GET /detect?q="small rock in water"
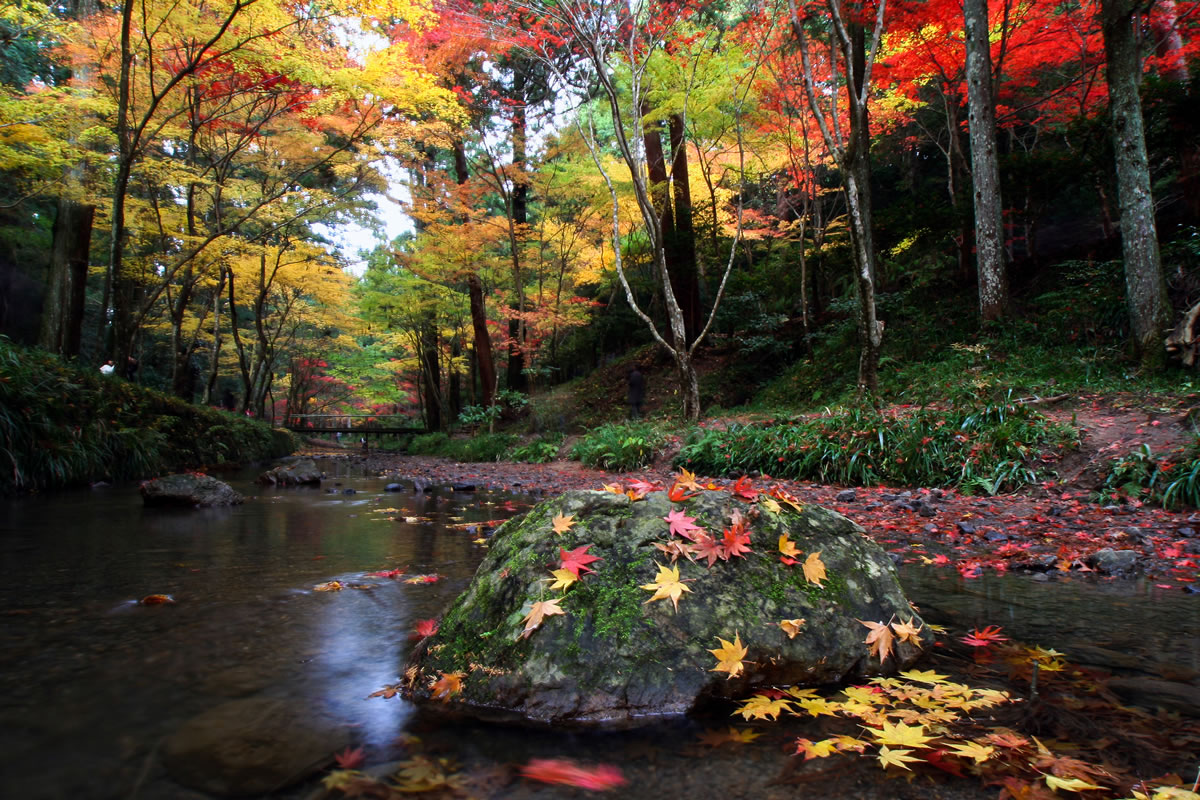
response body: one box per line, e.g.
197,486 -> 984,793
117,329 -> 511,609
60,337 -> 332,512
342,488 -> 357,495
835,489 -> 857,503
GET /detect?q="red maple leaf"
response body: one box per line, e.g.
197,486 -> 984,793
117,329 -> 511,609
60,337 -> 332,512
961,625 -> 1008,647
334,745 -> 366,769
692,533 -> 726,567
664,508 -> 705,541
669,484 -> 699,502
559,544 -> 603,577
627,478 -> 661,499
730,475 -> 759,501
412,618 -> 439,638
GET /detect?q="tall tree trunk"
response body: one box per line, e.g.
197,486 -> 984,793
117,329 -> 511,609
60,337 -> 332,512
40,199 -> 95,356
468,274 -> 496,407
449,334 -> 462,422
1101,0 -> 1171,367
964,0 -> 1009,321
104,0 -> 135,369
668,113 -> 701,341
421,320 -> 442,431
454,138 -> 496,407
202,268 -> 224,405
507,65 -> 529,394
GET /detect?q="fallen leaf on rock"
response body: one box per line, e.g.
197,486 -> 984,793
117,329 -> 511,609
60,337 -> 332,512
664,508 -> 705,540
412,618 -> 439,638
709,633 -> 748,679
314,581 -> 343,592
877,745 -> 922,770
780,618 -> 806,638
429,671 -> 465,701
559,544 -> 602,577
778,534 -> 802,560
552,513 -> 575,535
519,598 -> 566,639
546,568 -> 578,592
519,758 -> 626,791
802,551 -> 827,586
641,562 -> 692,612
861,619 -> 895,663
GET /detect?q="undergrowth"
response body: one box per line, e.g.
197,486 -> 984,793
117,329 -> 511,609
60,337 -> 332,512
569,422 -> 670,471
676,398 -> 1077,492
0,338 -> 297,493
1095,441 -> 1200,509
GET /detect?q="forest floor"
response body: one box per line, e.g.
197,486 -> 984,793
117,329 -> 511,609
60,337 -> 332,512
305,392 -> 1200,590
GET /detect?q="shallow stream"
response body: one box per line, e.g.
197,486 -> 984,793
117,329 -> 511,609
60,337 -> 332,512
0,463 -> 1196,799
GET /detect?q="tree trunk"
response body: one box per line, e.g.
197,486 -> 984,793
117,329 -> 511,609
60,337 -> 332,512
964,0 -> 1009,321
468,273 -> 496,408
668,112 -> 701,341
40,199 -> 95,356
507,65 -> 529,394
421,320 -> 442,431
202,268 -> 224,405
1101,0 -> 1171,367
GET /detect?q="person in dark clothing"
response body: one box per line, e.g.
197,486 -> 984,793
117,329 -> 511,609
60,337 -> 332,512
627,367 -> 645,419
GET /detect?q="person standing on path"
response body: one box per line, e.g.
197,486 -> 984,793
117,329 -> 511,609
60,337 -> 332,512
627,367 -> 645,419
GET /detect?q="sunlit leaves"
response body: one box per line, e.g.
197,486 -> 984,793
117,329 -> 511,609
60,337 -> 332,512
877,745 -> 922,771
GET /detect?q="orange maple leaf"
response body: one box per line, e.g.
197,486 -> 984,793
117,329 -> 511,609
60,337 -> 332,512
429,671 -> 465,701
519,598 -> 566,639
551,513 -> 576,535
730,475 -> 759,501
860,618 -> 896,663
778,534 -> 802,560
802,551 -> 827,586
709,633 -> 749,679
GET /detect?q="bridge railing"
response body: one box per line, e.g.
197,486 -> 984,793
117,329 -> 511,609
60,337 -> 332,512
284,414 -> 420,431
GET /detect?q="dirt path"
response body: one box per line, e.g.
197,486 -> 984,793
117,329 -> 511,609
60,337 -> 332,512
304,396 -> 1200,589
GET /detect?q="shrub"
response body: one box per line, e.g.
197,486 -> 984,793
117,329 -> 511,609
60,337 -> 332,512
510,434 -> 564,463
1095,441 -> 1200,509
570,422 -> 669,471
675,399 -> 1076,492
407,432 -> 451,456
448,433 -> 518,463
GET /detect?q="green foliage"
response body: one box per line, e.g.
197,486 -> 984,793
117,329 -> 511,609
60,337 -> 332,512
1095,440 -> 1200,509
0,338 -> 297,493
457,404 -> 503,429
509,434 -> 564,464
676,399 -> 1077,491
447,433 -> 518,463
407,432 -> 451,455
569,422 -> 669,471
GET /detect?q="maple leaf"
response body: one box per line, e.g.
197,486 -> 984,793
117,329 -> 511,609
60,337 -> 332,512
796,737 -> 840,759
520,759 -> 626,790
945,741 -> 994,763
730,475 -> 759,501
552,513 -> 576,535
653,540 -> 696,563
558,544 -> 602,577
641,562 -> 692,612
1044,775 -> 1104,792
601,483 -> 625,495
429,671 -> 465,701
314,581 -> 343,591
334,745 -> 366,769
877,745 -> 923,770
736,693 -> 793,720
664,508 -> 705,540
709,633 -> 749,679
519,598 -> 566,639
365,568 -> 405,578
412,618 -> 439,638
802,551 -> 827,586
698,726 -> 761,747
769,486 -> 805,512
367,683 -> 403,699
870,720 -> 934,749
720,525 -> 753,559
760,496 -> 782,513
860,619 -> 896,663
778,534 -> 802,560
546,568 -> 579,592
961,625 -> 1008,647
668,484 -> 699,503
628,478 -> 660,497
139,594 -> 175,605
899,669 -> 948,684
692,533 -> 725,567
890,618 -> 923,646
674,468 -> 704,492
779,618 -> 806,639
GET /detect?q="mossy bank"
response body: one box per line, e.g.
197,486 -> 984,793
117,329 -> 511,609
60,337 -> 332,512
0,339 -> 297,494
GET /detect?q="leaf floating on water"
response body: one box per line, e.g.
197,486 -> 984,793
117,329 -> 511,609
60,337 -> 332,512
365,568 -> 406,579
367,683 -> 402,699
313,581 -> 344,592
519,758 -> 626,791
404,574 -> 440,584
334,745 -> 365,769
139,594 -> 175,605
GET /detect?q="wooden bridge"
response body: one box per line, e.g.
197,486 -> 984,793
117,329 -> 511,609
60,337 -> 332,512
284,414 -> 425,436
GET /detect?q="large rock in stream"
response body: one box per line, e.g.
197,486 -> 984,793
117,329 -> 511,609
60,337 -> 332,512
404,488 -> 928,727
140,473 -> 244,507
257,458 -> 322,486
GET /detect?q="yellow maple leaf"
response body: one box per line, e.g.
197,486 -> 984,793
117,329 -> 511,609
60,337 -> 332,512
551,513 -> 576,535
1044,774 -> 1105,792
640,562 -> 692,612
518,598 -> 566,639
601,483 -> 625,495
795,737 -> 840,759
674,468 -> 704,492
802,551 -> 827,586
796,696 -> 839,717
945,741 -> 995,763
735,693 -> 793,720
890,618 -> 924,646
860,619 -> 895,663
546,568 -> 578,592
877,745 -> 922,770
709,633 -> 749,679
779,618 -> 806,639
870,720 -> 934,749
429,671 -> 465,701
760,496 -> 782,513
899,669 -> 949,684
778,535 -> 802,560
725,727 -> 761,744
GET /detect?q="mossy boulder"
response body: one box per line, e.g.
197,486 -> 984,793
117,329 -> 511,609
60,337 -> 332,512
404,488 -> 929,727
140,473 -> 244,507
257,458 -> 321,486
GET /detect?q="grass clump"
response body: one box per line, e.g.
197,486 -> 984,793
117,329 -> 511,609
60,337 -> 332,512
676,398 -> 1077,492
509,434 -> 563,464
569,422 -> 670,471
1095,441 -> 1200,509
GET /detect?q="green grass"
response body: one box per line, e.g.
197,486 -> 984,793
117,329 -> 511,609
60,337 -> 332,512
1094,440 -> 1200,509
569,421 -> 671,471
